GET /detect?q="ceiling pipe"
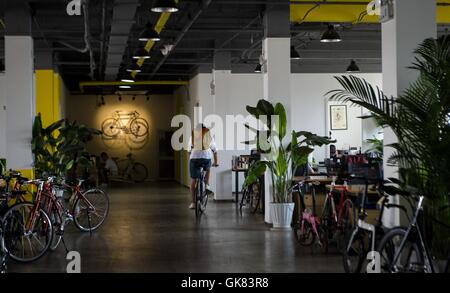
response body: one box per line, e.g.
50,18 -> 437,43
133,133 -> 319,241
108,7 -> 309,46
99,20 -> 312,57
79,80 -> 189,93
58,0 -> 96,78
148,0 -> 213,79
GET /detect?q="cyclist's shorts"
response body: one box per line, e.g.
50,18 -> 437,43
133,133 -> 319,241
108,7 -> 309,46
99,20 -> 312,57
189,159 -> 212,179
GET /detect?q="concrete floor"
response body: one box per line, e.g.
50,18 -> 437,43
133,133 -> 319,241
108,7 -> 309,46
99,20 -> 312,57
9,183 -> 343,273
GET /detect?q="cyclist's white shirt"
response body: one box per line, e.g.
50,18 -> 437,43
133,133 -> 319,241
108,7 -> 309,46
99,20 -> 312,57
188,139 -> 217,160
105,158 -> 119,176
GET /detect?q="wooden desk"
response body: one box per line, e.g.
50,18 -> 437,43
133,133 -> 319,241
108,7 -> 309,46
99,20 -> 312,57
232,168 -> 248,202
325,184 -> 379,196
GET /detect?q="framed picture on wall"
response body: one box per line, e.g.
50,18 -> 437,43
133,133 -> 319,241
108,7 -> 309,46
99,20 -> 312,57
330,105 -> 348,130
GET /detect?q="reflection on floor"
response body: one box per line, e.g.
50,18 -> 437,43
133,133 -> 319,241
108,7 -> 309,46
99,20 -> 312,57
9,183 -> 343,273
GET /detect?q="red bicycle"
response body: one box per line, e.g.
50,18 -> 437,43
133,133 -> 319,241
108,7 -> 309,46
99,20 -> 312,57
320,179 -> 356,253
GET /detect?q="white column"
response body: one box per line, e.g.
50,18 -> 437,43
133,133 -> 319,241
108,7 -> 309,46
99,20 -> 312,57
211,69 -> 233,200
4,36 -> 35,170
262,5 -> 292,223
0,73 -> 6,158
382,0 -> 436,226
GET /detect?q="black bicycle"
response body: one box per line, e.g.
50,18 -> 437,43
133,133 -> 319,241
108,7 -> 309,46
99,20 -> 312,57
239,178 -> 261,214
343,180 -> 407,273
0,216 -> 7,273
194,167 -> 208,218
376,189 -> 450,273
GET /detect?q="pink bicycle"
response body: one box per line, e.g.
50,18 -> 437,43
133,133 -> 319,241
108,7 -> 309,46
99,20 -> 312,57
293,180 -> 327,249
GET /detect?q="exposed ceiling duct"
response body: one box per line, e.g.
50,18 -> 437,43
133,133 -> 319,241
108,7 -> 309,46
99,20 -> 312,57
104,0 -> 140,80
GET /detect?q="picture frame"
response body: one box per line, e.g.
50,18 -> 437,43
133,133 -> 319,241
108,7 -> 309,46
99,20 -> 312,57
330,105 -> 348,130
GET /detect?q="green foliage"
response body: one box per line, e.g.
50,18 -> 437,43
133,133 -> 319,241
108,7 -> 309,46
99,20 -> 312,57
327,35 -> 450,256
244,100 -> 335,203
365,137 -> 383,159
31,113 -> 101,177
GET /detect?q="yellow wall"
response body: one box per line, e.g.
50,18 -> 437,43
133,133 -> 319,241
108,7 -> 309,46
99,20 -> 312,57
35,70 -> 63,127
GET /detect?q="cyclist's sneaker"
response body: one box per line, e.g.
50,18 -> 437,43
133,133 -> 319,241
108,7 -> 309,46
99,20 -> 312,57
206,184 -> 214,196
189,203 -> 195,209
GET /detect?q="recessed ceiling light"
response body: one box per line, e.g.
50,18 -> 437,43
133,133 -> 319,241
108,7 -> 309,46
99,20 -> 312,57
139,24 -> 161,42
151,0 -> 179,13
121,78 -> 135,83
133,48 -> 151,59
119,85 -> 131,89
126,63 -> 142,73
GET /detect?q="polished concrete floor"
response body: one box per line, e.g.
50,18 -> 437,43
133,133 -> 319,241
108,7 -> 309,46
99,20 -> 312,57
9,183 -> 343,273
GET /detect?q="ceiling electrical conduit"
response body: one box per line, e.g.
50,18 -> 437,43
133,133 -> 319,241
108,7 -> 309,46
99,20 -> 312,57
58,0 -> 96,78
148,0 -> 213,79
79,80 -> 188,93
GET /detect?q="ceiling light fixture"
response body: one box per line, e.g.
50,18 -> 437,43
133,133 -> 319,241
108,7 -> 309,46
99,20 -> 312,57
291,46 -> 301,60
254,64 -> 262,73
151,0 -> 179,13
133,48 -> 151,59
126,63 -> 142,73
120,85 -> 132,89
321,24 -> 342,43
139,23 -> 161,42
346,60 -> 360,73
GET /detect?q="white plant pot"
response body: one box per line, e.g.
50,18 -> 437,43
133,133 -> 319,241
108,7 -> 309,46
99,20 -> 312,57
270,202 -> 295,230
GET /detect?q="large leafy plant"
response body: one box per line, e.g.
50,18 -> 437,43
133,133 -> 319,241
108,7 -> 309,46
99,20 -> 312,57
327,35 -> 450,255
32,114 -> 101,177
244,100 -> 334,203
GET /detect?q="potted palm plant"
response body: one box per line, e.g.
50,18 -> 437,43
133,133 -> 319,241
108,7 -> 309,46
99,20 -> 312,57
244,100 -> 334,229
327,35 -> 450,258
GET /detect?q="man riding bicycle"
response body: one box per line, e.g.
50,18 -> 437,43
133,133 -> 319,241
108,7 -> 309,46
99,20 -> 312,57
188,124 -> 219,210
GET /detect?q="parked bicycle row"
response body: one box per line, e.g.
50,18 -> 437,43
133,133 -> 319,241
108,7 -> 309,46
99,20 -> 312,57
239,161 -> 450,273
0,170 -> 109,273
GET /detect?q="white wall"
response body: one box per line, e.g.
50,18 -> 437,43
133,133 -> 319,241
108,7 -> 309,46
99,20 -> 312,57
291,73 -> 382,161
176,72 -> 383,200
0,74 -> 6,158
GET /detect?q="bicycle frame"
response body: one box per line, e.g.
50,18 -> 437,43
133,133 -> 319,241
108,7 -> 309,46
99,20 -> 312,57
322,183 -> 352,228
388,196 -> 436,273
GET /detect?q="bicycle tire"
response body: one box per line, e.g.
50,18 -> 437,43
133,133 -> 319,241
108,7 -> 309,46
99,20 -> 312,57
337,199 -> 356,252
130,163 -> 148,183
343,229 -> 366,273
2,202 -> 53,263
249,185 -> 261,214
376,227 -> 424,273
101,118 -> 120,138
294,220 -> 315,246
49,210 -> 63,252
129,118 -> 149,138
73,189 -> 109,232
195,182 -> 200,218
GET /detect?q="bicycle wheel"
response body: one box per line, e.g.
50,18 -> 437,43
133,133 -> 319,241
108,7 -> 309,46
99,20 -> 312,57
377,228 -> 424,273
249,184 -> 261,214
48,210 -> 63,252
2,202 -> 52,263
343,229 -> 366,273
129,118 -> 149,138
294,220 -> 315,246
73,189 -> 109,232
199,192 -> 208,214
130,163 -> 148,183
337,199 -> 355,252
195,185 -> 200,218
101,118 -> 120,138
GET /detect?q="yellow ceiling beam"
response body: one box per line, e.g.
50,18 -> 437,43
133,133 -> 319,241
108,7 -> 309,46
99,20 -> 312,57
132,1 -> 177,78
290,1 -> 450,24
